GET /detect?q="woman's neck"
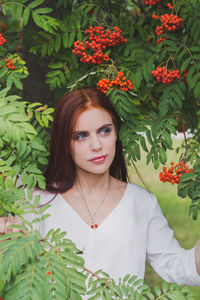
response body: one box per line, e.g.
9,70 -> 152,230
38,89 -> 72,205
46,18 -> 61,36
75,169 -> 112,194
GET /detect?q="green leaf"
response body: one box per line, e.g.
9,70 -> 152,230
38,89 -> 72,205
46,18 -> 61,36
190,46 -> 200,52
175,85 -> 184,100
28,0 -> 44,9
165,123 -> 176,135
134,69 -> 142,90
55,35 -> 61,52
63,31 -> 68,48
180,57 -> 191,72
146,130 -> 153,145
46,70 -> 60,77
68,31 -> 76,48
180,172 -> 195,182
34,8 -> 53,14
48,38 -> 54,55
187,73 -> 199,90
159,147 -> 167,164
41,43 -> 47,57
23,7 -> 30,26
0,67 -> 8,78
65,66 -> 70,80
162,130 -> 172,146
194,82 -> 200,98
48,62 -> 63,69
140,135 -> 148,152
0,87 -> 10,98
13,78 -> 23,90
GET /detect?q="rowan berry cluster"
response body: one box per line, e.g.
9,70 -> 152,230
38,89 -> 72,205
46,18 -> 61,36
167,3 -> 173,10
159,161 -> 193,185
144,0 -> 161,5
157,37 -> 168,45
5,58 -> 15,69
182,69 -> 188,83
152,66 -> 180,84
152,14 -> 159,20
97,71 -> 133,94
0,33 -> 6,45
72,26 -> 127,65
155,25 -> 164,35
161,14 -> 183,31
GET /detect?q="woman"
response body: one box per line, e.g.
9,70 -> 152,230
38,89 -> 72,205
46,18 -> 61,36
1,87 -> 200,287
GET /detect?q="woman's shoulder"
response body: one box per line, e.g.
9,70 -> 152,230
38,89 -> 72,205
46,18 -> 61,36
126,182 -> 158,209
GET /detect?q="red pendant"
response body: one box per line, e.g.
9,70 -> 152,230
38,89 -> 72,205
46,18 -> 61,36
91,224 -> 98,229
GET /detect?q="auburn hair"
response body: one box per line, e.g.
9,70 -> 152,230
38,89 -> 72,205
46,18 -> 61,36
45,87 -> 128,193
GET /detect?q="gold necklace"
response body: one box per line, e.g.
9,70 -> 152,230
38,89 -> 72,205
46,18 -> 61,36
76,179 -> 109,230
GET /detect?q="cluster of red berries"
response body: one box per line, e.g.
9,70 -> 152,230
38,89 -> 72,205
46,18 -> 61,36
155,14 -> 183,35
144,0 -> 161,5
161,14 -> 183,31
72,26 -> 127,65
159,161 -> 193,185
152,66 -> 180,84
0,33 -> 6,45
182,69 -> 188,83
152,14 -> 159,20
5,58 -> 15,69
157,37 -> 168,45
97,71 -> 133,94
167,3 -> 173,10
155,25 -> 164,35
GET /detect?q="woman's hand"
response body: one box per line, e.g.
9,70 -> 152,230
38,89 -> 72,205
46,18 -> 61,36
0,216 -> 25,236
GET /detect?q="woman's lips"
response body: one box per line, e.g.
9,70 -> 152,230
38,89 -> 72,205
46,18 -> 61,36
90,155 -> 106,163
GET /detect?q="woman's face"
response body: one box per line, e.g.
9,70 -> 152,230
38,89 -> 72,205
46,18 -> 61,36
70,107 -> 117,176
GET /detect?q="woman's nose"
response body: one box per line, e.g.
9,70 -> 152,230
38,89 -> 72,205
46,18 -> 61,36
90,135 -> 102,151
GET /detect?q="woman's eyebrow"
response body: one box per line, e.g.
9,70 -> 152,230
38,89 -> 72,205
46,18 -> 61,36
73,123 -> 113,134
97,123 -> 113,131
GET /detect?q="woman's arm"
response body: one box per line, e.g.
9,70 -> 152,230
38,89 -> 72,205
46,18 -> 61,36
146,195 -> 200,286
195,240 -> 200,275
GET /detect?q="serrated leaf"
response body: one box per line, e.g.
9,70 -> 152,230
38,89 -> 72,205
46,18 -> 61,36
159,147 -> 167,164
162,130 -> 172,146
180,57 -> 191,72
63,31 -> 68,48
194,82 -> 200,98
187,73 -> 199,90
23,7 -> 30,26
146,130 -> 153,145
28,0 -> 44,9
48,38 -> 54,55
180,172 -> 195,182
34,7 -> 53,14
55,34 -> 61,52
134,69 -> 142,90
0,67 -> 8,78
140,135 -> 148,152
68,31 -> 76,48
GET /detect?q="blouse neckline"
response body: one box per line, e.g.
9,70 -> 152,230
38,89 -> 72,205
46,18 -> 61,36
58,182 -> 130,231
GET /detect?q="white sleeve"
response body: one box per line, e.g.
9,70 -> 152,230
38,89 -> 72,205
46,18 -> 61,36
146,195 -> 200,286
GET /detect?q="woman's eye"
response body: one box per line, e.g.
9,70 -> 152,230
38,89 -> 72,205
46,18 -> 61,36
73,132 -> 88,140
99,127 -> 112,135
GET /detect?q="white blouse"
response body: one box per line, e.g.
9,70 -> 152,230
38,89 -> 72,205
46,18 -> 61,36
29,183 -> 200,286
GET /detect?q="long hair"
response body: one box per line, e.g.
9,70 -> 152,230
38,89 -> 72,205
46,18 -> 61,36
45,87 -> 128,193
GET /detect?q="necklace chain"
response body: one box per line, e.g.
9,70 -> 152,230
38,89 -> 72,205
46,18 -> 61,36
76,178 -> 109,230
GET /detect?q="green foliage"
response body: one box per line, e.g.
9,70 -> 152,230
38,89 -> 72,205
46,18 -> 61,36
0,86 -> 54,215
0,201 -> 196,299
0,0 -> 200,298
